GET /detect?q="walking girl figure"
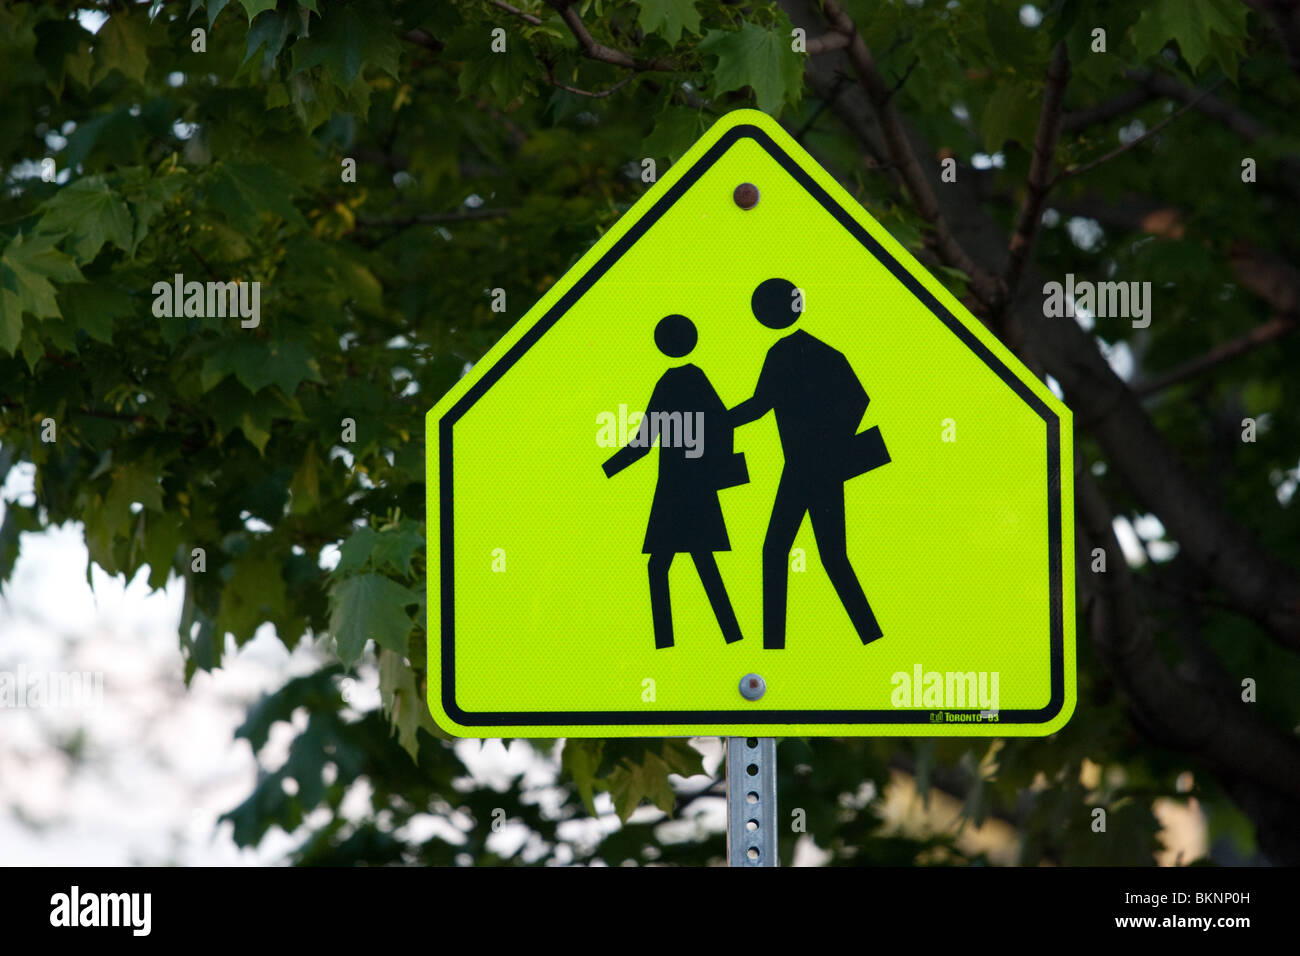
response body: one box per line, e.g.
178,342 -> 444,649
602,314 -> 748,649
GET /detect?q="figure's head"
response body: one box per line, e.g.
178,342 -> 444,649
654,313 -> 697,357
751,277 -> 802,329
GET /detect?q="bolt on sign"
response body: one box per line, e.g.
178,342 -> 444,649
426,109 -> 1075,738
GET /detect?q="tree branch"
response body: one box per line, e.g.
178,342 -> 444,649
1134,242 -> 1300,395
1133,315 -> 1297,397
1060,344 -> 1300,648
790,71 -> 852,143
540,58 -> 636,98
885,55 -> 921,101
1050,194 -> 1185,239
1061,87 -> 1159,134
402,29 -> 442,53
1054,78 -> 1224,186
806,31 -> 851,54
1245,0 -> 1300,76
1002,42 -> 1071,333
1127,68 -> 1268,139
779,0 -> 1300,650
355,209 -> 510,229
544,0 -> 675,71
818,0 -> 1002,309
488,0 -> 543,26
1120,68 -> 1300,202
1075,461 -> 1300,812
188,244 -> 220,281
77,408 -> 149,424
0,398 -> 148,426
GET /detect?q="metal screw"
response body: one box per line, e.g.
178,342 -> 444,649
739,673 -> 766,700
733,182 -> 760,209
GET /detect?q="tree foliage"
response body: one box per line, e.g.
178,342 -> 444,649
2,0 -> 1299,864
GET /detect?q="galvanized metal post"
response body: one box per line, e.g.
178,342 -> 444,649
726,737 -> 777,866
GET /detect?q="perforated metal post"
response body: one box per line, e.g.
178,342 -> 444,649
726,737 -> 777,866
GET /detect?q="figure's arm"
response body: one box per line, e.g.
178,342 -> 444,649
602,417 -> 652,477
729,395 -> 770,426
729,358 -> 774,426
603,387 -> 659,477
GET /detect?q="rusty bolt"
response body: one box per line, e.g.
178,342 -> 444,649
734,182 -> 760,210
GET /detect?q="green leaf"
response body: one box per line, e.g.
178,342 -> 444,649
291,0 -> 400,85
216,551 -> 289,645
103,459 -> 165,537
38,176 -> 134,261
34,19 -> 94,97
240,404 -> 273,454
201,338 -> 324,396
328,572 -> 418,666
336,526 -> 379,575
658,739 -> 706,778
234,666 -> 344,751
562,739 -> 604,815
92,12 -> 149,86
335,523 -> 422,576
289,443 -> 321,515
370,524 -> 423,576
119,166 -> 189,256
1130,0 -> 1247,72
0,503 -> 41,589
207,379 -> 282,452
208,162 -> 304,232
377,648 -> 442,760
606,749 -> 678,821
379,649 -> 413,756
0,232 -> 82,355
699,22 -> 802,114
641,106 -> 705,162
219,773 -> 289,847
141,510 -> 185,590
244,8 -> 294,68
238,0 -> 277,21
635,0 -> 700,46
1047,0 -> 1085,46
57,108 -> 140,171
203,0 -> 232,28
446,24 -> 539,103
981,82 -> 1038,151
984,2 -> 1037,69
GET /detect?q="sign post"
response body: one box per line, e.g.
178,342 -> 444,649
727,736 -> 777,867
425,109 -> 1076,862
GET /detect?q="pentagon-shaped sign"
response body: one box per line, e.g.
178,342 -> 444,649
427,109 -> 1075,738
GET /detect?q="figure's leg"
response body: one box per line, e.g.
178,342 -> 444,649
762,478 -> 806,649
809,483 -> 882,644
648,553 -> 675,649
692,552 -> 744,644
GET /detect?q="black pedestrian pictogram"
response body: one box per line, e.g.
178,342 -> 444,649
603,315 -> 749,649
732,278 -> 889,649
602,285 -> 889,651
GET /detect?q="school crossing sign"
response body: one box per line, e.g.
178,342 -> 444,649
426,109 -> 1075,738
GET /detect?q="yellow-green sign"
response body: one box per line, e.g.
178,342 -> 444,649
426,109 -> 1074,738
